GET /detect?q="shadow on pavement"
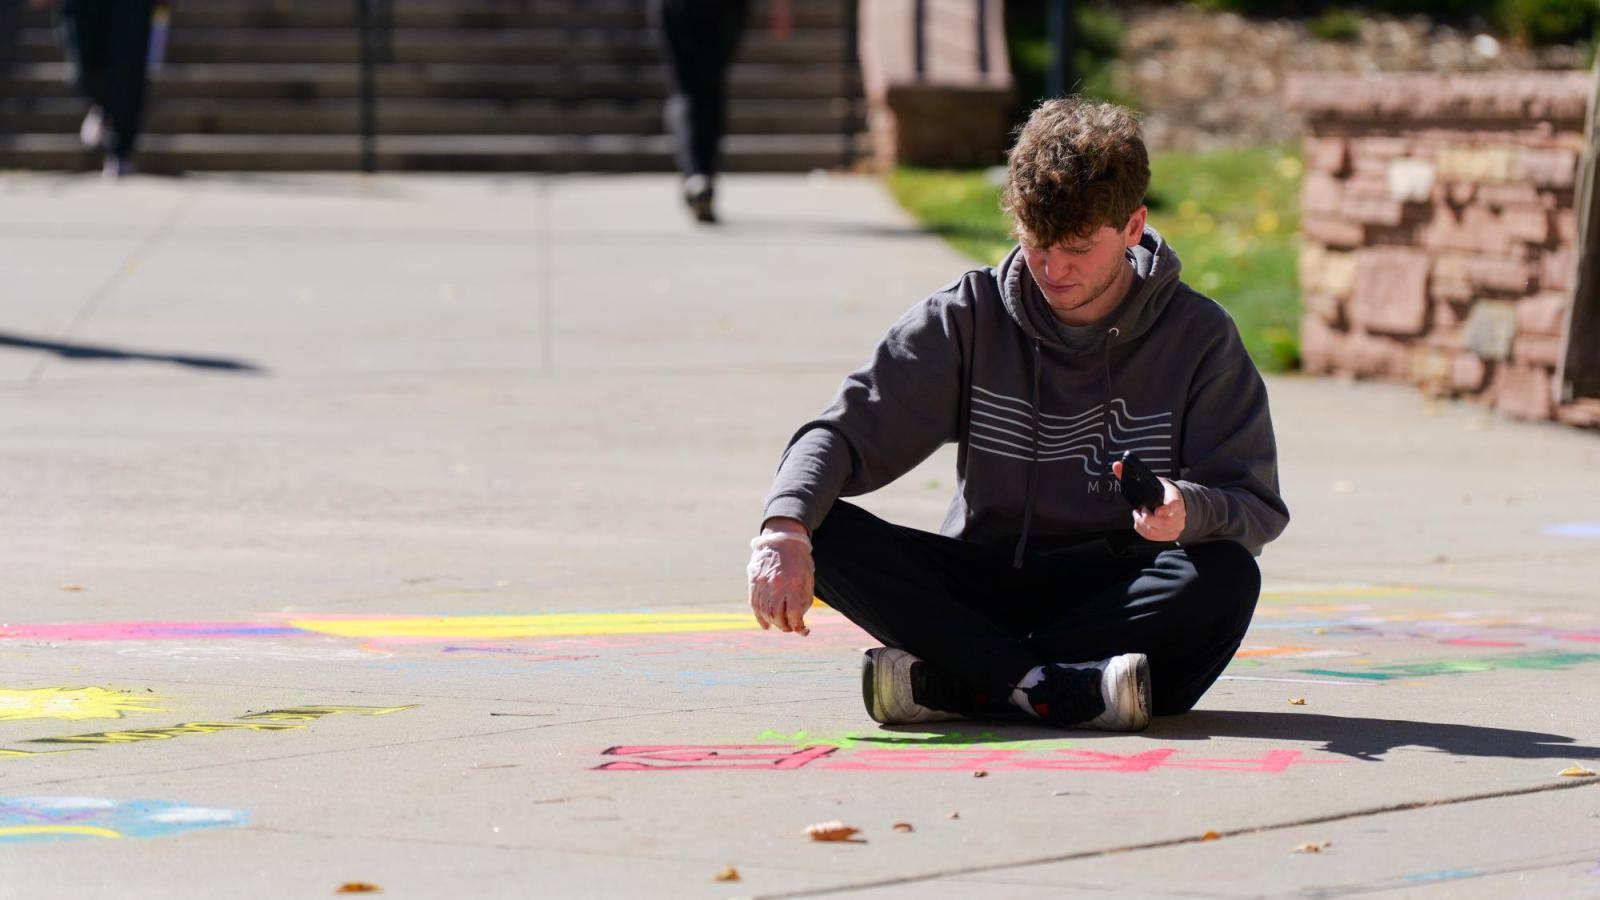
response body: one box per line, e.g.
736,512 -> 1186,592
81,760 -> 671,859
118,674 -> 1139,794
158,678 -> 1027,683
868,711 -> 1600,764
1147,710 -> 1600,762
0,332 -> 266,374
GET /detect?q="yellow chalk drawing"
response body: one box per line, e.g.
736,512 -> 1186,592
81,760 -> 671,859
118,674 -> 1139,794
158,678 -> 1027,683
0,687 -> 168,722
0,826 -> 121,839
289,613 -> 756,640
1258,586 -> 1423,603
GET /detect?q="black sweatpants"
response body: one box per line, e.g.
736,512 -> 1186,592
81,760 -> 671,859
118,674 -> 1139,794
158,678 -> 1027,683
649,0 -> 751,180
812,501 -> 1261,717
59,0 -> 155,160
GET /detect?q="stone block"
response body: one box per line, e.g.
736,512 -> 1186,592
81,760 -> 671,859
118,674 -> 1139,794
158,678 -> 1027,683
1342,194 -> 1406,227
1300,244 -> 1358,298
1515,291 -> 1570,336
1434,254 -> 1533,293
1500,206 -> 1551,244
1513,333 -> 1564,368
1304,292 -> 1345,326
1432,299 -> 1466,331
1493,363 -> 1554,420
1556,208 -> 1578,244
1541,248 -> 1576,292
1298,314 -> 1342,373
1351,247 -> 1431,335
1387,159 -> 1436,203
1302,173 -> 1344,215
1437,145 -> 1521,183
1462,300 -> 1517,359
1409,347 -> 1453,386
1476,182 -> 1544,208
1446,182 -> 1478,206
1519,149 -> 1579,188
1304,136 -> 1349,174
1556,399 -> 1600,428
1302,216 -> 1365,248
1429,275 -> 1474,303
1452,352 -> 1488,392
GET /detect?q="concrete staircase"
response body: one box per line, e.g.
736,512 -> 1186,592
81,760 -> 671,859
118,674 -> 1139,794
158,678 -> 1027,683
0,0 -> 866,172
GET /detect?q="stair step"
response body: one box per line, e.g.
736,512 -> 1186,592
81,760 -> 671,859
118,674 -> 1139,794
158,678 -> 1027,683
3,97 -> 865,136
6,27 -> 850,66
2,63 -> 862,101
1,0 -> 850,30
0,132 -> 869,173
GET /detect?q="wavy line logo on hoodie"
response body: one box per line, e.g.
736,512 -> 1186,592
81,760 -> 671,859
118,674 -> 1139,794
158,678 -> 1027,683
968,385 -> 1173,489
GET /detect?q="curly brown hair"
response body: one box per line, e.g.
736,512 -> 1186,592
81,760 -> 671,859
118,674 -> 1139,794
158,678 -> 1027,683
1001,97 -> 1150,248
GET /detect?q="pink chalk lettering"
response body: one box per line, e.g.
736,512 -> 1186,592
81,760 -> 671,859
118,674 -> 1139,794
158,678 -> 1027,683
1007,749 -> 1179,772
821,749 -> 1024,771
594,744 -> 837,771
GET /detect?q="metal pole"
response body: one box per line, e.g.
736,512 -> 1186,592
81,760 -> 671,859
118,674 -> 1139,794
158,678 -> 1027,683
977,0 -> 990,77
1047,0 -> 1075,98
842,0 -> 860,169
1556,58 -> 1600,403
912,0 -> 926,81
357,0 -> 377,173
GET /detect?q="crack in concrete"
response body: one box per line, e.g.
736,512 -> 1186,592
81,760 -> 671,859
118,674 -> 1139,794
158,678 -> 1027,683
743,778 -> 1600,900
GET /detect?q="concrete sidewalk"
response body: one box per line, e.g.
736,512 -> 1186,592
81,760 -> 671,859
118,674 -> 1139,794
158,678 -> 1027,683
0,171 -> 1597,898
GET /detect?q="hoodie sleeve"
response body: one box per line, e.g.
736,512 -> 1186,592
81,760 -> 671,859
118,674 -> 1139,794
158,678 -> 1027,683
762,284 -> 971,533
1171,328 -> 1290,556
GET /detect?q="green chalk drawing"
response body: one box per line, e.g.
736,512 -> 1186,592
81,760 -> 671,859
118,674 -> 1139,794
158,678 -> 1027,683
757,730 -> 1077,750
1301,651 -> 1600,681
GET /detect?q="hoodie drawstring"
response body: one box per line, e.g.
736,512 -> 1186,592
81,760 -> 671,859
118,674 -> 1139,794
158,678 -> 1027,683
1099,327 -> 1120,503
1011,339 -> 1044,569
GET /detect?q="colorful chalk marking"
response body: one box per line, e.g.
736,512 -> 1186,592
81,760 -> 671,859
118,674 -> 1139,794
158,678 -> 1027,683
0,798 -> 245,843
0,705 -> 417,760
287,613 -> 756,641
0,687 -> 168,722
1301,651 -> 1600,681
595,745 -> 1345,774
0,622 -> 300,641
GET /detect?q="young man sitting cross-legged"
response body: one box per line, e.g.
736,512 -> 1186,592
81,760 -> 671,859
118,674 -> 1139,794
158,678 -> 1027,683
745,97 -> 1289,730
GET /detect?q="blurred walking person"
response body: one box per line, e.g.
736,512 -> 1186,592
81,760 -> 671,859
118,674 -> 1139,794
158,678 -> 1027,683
31,0 -> 158,178
650,0 -> 790,224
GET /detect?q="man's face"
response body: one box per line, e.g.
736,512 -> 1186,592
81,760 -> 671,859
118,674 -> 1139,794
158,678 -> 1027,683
1020,207 -> 1147,321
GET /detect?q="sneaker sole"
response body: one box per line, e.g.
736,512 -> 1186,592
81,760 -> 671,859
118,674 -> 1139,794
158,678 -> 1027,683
1095,653 -> 1151,732
861,648 -> 962,726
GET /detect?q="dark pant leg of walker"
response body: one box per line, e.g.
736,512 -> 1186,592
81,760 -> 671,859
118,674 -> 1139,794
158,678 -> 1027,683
99,0 -> 155,161
651,0 -> 750,179
60,0 -> 111,112
811,501 -> 1048,704
1023,540 -> 1261,716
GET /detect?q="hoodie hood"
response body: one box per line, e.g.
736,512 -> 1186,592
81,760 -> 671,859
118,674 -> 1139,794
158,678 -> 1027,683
999,226 -> 1184,354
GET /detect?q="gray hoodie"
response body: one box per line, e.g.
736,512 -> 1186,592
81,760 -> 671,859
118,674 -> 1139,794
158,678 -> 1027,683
763,227 -> 1289,562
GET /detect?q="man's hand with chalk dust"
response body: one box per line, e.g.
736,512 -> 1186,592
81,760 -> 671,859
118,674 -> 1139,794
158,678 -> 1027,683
746,517 -> 813,636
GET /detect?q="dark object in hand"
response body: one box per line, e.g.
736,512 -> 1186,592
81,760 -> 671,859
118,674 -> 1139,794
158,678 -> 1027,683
1117,451 -> 1165,512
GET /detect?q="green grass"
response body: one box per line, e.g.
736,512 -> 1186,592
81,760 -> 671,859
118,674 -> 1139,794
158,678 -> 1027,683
887,145 -> 1304,372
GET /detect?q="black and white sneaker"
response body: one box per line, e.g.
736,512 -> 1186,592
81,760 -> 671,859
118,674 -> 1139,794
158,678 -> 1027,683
861,647 -> 972,725
1024,653 -> 1151,731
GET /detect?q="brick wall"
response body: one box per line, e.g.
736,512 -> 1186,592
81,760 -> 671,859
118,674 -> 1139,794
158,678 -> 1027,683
1286,72 -> 1594,425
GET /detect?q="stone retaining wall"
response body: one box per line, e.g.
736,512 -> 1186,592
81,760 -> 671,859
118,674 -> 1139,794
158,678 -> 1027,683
1287,71 -> 1596,425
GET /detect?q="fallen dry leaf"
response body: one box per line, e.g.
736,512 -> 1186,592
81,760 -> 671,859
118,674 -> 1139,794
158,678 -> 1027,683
947,811 -> 960,819
1558,764 -> 1598,777
335,884 -> 380,895
1200,831 -> 1221,841
1291,841 -> 1331,854
804,821 -> 861,842
972,770 -> 988,778
60,584 -> 86,592
713,867 -> 740,882
892,822 -> 914,833
1288,697 -> 1307,706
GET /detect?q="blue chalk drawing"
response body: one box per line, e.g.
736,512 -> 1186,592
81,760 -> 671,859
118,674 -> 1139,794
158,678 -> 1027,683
1542,522 -> 1600,539
0,797 -> 247,842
